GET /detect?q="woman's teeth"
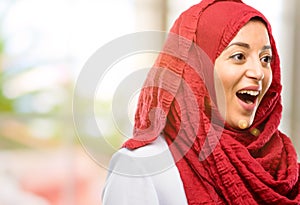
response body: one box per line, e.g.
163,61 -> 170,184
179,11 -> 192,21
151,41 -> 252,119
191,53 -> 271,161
237,90 -> 259,96
236,90 -> 259,104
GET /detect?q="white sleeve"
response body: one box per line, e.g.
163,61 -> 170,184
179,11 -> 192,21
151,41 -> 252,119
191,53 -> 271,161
102,150 -> 160,205
102,136 -> 188,205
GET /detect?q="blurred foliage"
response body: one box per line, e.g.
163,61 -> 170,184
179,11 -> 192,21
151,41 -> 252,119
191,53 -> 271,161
0,73 -> 14,112
0,34 -> 14,112
0,35 -> 62,149
0,37 -> 4,54
0,1 -> 128,154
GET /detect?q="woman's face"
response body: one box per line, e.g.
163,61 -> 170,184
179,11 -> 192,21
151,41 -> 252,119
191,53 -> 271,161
214,20 -> 273,129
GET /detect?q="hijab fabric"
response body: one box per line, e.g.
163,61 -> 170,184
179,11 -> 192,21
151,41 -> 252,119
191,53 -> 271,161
123,0 -> 300,204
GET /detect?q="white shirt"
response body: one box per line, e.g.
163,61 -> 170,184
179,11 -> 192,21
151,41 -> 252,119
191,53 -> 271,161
102,136 -> 188,205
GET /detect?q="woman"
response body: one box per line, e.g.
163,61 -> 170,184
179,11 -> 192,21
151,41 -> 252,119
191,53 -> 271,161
102,0 -> 300,204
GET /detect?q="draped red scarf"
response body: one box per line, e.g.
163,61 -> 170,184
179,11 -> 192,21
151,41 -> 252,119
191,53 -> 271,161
123,0 -> 300,204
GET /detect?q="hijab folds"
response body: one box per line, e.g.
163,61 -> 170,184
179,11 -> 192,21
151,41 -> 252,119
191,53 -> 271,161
123,0 -> 300,204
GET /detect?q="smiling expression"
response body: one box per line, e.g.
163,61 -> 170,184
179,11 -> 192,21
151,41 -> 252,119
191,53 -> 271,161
214,20 -> 273,129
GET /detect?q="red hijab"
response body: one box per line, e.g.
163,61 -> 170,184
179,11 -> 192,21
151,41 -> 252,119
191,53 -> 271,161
123,0 -> 300,204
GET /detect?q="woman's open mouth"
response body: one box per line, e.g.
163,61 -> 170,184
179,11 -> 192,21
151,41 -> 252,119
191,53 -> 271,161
236,90 -> 259,104
236,89 -> 260,111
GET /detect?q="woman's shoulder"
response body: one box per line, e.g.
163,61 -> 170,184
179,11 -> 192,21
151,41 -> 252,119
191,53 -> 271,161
107,136 -> 176,175
118,135 -> 170,156
102,136 -> 188,205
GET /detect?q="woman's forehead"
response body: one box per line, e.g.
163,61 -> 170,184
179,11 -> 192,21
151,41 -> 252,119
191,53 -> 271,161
227,21 -> 271,49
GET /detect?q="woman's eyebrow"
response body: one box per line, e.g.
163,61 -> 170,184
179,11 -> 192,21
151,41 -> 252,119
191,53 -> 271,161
262,45 -> 271,51
225,42 -> 250,50
225,43 -> 272,51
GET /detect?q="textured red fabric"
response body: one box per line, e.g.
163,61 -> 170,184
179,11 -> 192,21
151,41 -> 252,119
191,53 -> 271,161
123,0 -> 300,204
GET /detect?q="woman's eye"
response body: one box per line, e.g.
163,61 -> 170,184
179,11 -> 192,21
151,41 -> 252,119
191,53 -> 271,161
229,53 -> 246,62
261,55 -> 273,65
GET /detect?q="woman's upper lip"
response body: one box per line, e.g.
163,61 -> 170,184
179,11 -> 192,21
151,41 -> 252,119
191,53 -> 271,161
238,85 -> 262,92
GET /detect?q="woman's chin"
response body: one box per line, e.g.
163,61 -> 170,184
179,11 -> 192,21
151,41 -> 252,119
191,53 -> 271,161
225,117 -> 254,130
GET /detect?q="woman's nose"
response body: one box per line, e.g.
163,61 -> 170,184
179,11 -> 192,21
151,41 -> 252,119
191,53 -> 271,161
245,59 -> 264,80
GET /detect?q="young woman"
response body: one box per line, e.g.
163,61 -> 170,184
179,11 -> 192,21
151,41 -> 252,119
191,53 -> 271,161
102,0 -> 300,204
